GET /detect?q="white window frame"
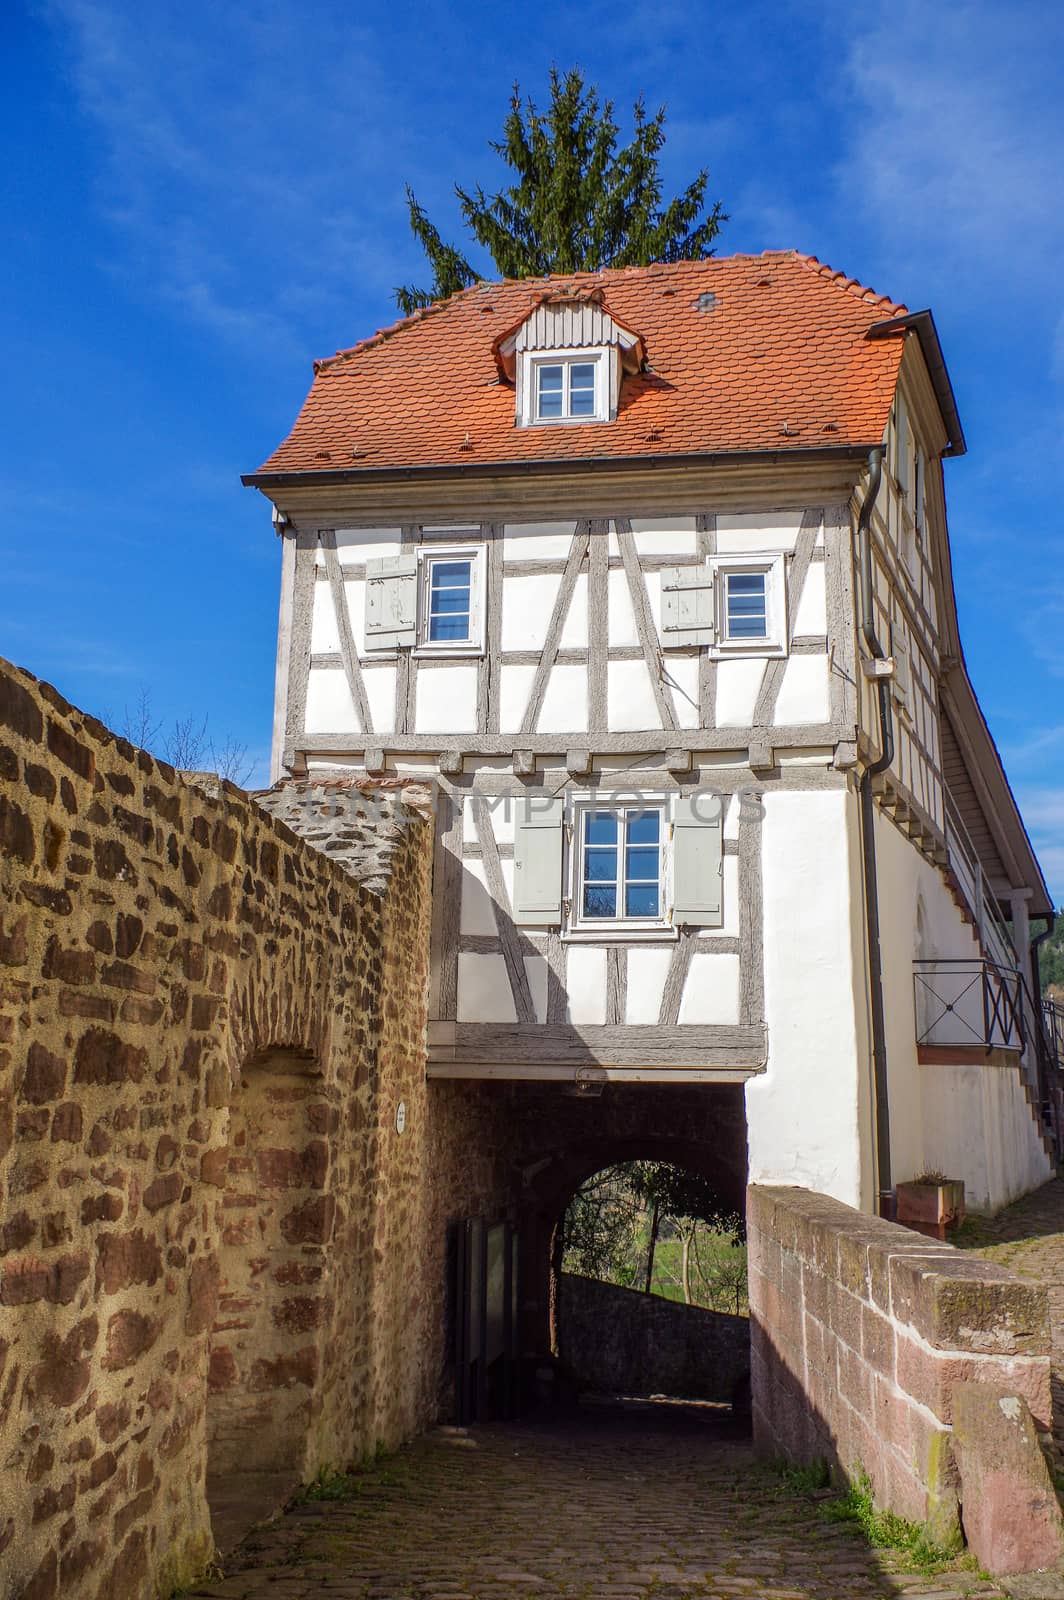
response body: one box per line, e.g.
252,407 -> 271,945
414,544 -> 487,657
522,347 -> 610,426
563,794 -> 676,941
709,553 -> 787,657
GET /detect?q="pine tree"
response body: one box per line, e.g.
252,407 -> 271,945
394,68 -> 726,314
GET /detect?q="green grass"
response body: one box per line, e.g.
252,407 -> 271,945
821,1472 -> 968,1574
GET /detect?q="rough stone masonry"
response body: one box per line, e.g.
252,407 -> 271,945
0,657 -> 436,1600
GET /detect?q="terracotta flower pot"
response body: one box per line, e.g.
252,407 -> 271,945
896,1179 -> 965,1241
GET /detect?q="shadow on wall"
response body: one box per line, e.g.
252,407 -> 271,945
748,1184 -> 1064,1578
556,1272 -> 749,1404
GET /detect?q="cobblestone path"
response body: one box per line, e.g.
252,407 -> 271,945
954,1174 -> 1064,1464
189,1400 -> 1005,1600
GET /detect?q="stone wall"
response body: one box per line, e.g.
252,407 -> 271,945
0,658 -> 434,1600
748,1185 -> 1056,1566
556,1273 -> 749,1403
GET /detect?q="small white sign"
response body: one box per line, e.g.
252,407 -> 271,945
395,1101 -> 407,1135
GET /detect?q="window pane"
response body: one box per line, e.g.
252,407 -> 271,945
583,884 -> 617,918
625,883 -> 660,917
584,812 -> 618,846
537,365 -> 563,419
625,846 -> 659,880
626,811 -> 660,845
430,588 -> 470,615
432,560 -> 473,584
584,848 -> 617,883
569,363 -> 596,417
428,558 -> 472,643
429,613 -> 470,641
726,572 -> 767,638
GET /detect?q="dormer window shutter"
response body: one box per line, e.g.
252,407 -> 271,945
671,794 -> 724,927
513,796 -> 565,925
660,566 -> 716,647
365,554 -> 417,649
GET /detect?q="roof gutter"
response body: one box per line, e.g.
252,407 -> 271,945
867,310 -> 967,457
855,447 -> 896,1219
241,442 -> 873,492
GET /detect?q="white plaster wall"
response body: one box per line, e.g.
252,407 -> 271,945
665,655 -> 700,728
607,659 -> 662,731
457,954 -> 516,1022
607,570 -> 638,647
792,562 -> 827,635
560,573 -> 588,650
459,860 -> 497,937
624,947 -> 673,1024
502,574 -> 561,651
318,527 -> 402,565
748,788 -> 870,1208
525,955 -> 548,1024
921,1061 -> 1051,1212
305,669 -> 360,734
872,810 -> 1051,1209
716,659 -> 766,725
502,523 -> 575,561
774,655 -> 830,726
311,582 -> 341,653
566,946 -> 607,1024
630,516 -> 698,558
362,666 -> 396,734
679,952 -> 740,1025
415,665 -> 478,733
538,663 -> 588,733
499,664 -> 537,733
715,511 -> 806,553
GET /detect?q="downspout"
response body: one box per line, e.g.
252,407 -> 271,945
855,447 -> 896,1218
1031,914 -> 1059,1155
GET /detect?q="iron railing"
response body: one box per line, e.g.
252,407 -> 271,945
913,958 -> 1025,1053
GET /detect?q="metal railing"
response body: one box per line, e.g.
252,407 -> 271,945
913,958 -> 1025,1053
1044,998 -> 1064,1073
943,789 -> 1018,973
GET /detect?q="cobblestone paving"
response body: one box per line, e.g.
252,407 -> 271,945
954,1175 -> 1064,1463
189,1400 -> 1005,1600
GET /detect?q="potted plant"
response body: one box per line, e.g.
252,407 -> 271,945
895,1171 -> 965,1240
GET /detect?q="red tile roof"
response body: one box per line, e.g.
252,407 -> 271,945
249,252 -> 909,479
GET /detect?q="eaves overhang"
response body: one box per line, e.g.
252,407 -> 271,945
866,309 -> 966,458
241,441 -> 874,492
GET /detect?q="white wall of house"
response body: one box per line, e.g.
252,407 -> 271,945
747,787 -> 872,1210
873,810 -> 1052,1210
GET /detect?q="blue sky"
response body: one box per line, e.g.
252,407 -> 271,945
3,0 -> 1062,897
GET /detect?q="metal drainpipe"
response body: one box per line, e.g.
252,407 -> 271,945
1031,915 -> 1059,1154
855,447 -> 897,1219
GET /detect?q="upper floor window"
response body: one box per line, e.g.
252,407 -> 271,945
708,554 -> 787,656
364,541 -> 486,654
417,545 -> 486,654
525,349 -> 608,425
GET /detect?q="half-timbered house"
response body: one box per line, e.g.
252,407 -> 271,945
244,251 -> 1057,1226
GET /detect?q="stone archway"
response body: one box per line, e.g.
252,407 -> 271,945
206,1047 -> 333,1550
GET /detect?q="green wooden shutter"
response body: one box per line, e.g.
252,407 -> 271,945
671,794 -> 723,926
365,554 -> 417,649
660,565 -> 716,647
513,796 -> 564,925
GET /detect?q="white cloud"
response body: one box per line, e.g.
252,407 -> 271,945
40,0 -> 423,350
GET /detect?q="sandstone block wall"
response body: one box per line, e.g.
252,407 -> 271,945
556,1272 -> 749,1402
0,659 -> 434,1600
748,1184 -> 1052,1550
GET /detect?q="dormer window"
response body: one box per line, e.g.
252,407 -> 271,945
492,289 -> 646,430
530,351 -> 606,424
